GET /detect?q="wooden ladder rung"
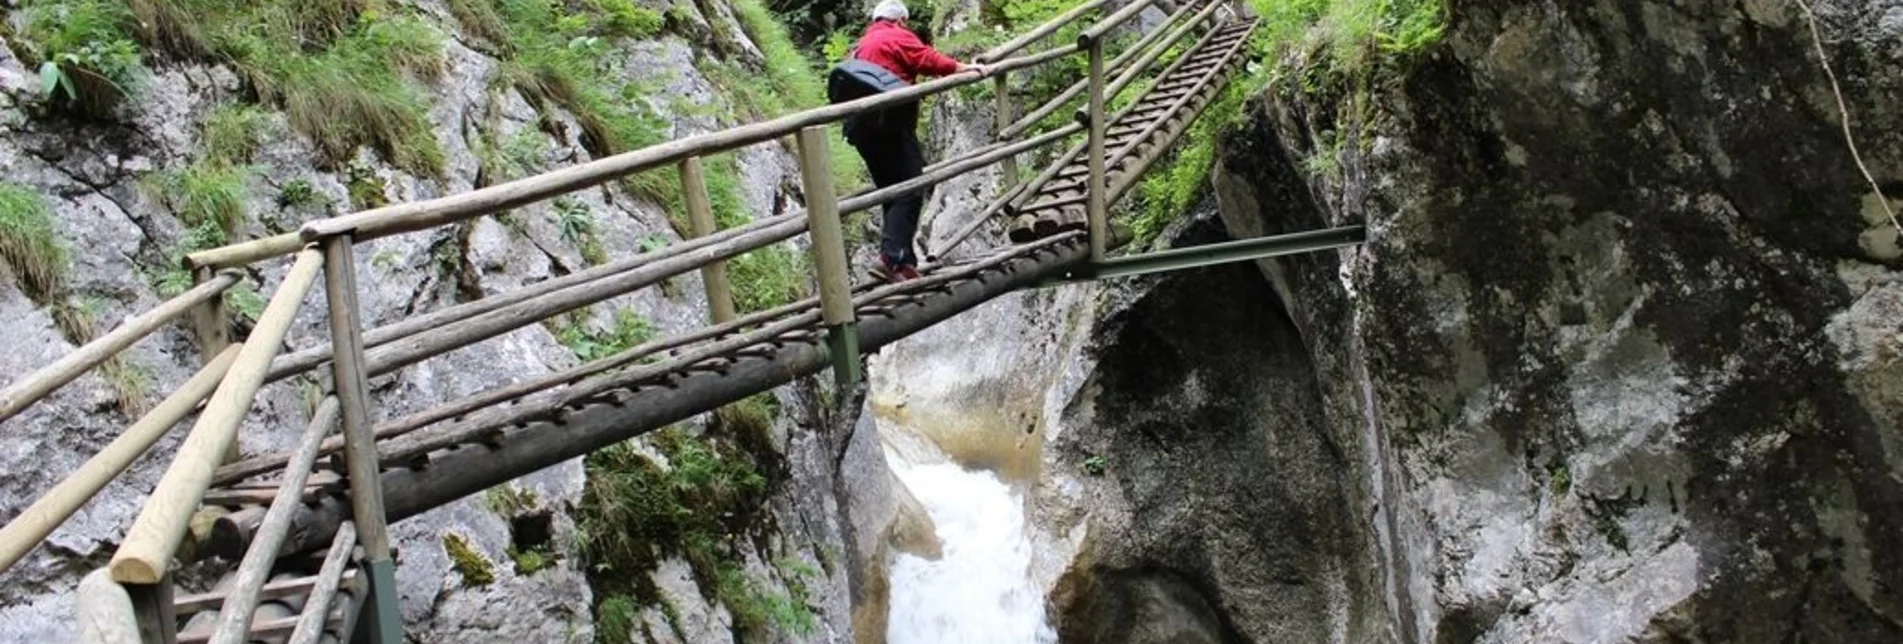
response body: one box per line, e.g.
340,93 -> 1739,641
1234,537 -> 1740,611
173,570 -> 358,614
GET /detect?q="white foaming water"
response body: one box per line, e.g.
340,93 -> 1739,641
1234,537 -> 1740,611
887,460 -> 1056,644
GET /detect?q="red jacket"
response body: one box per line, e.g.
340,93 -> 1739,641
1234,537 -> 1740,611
853,20 -> 960,84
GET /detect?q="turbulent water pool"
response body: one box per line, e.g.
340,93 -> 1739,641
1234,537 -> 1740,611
885,458 -> 1056,644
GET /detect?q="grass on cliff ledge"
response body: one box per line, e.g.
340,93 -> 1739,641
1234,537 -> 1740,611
1130,0 -> 1446,245
8,0 -> 448,175
576,414 -> 813,643
0,183 -> 71,303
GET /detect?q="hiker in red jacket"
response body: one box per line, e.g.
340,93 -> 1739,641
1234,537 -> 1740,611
848,0 -> 988,281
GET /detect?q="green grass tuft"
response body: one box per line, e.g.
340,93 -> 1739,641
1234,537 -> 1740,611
147,162 -> 250,242
596,594 -> 640,644
0,183 -> 70,302
203,103 -> 271,165
556,308 -> 656,363
728,246 -> 810,314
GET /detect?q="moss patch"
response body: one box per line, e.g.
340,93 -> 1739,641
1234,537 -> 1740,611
443,531 -> 497,587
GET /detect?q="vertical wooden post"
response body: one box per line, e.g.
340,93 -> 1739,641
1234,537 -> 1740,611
128,575 -> 177,644
680,157 -> 737,324
994,73 -> 1018,188
320,236 -> 400,644
1085,37 -> 1109,265
191,266 -> 240,465
793,126 -> 860,388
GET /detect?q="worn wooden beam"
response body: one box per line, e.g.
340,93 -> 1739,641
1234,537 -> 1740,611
321,237 -> 401,644
111,249 -> 322,584
0,346 -> 238,575
1086,39 -> 1110,264
206,397 -> 338,644
286,522 -> 357,644
0,271 -> 239,425
295,47 -> 1075,246
680,157 -> 737,324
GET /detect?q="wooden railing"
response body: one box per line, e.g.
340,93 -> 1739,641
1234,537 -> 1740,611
0,0 -> 1232,641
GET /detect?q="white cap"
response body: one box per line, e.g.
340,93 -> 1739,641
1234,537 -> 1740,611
871,0 -> 909,21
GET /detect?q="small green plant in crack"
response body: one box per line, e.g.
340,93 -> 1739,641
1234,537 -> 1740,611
276,178 -> 325,209
1082,455 -> 1107,477
370,248 -> 402,271
1549,462 -> 1572,498
1583,485 -> 1645,553
225,283 -> 266,322
555,198 -> 607,265
345,161 -> 389,210
486,483 -> 541,517
557,309 -> 656,363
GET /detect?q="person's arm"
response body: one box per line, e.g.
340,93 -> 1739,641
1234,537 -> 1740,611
896,29 -> 981,77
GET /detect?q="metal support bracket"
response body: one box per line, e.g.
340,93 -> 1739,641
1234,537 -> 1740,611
824,323 -> 862,389
1045,225 -> 1367,285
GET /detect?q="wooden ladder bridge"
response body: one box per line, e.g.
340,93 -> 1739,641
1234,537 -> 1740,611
0,1 -> 1363,641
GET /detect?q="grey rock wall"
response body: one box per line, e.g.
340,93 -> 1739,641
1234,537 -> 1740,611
1212,0 -> 1903,641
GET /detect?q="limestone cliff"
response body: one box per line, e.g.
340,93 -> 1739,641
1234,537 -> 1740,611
1204,0 -> 1903,640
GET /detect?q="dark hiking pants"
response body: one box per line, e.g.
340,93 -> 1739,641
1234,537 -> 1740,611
852,128 -> 926,268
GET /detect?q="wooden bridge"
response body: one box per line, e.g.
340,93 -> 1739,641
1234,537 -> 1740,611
0,1 -> 1363,641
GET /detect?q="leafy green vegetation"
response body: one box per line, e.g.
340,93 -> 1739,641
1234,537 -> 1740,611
11,0 -> 145,117
105,1 -> 452,175
0,183 -> 70,302
1082,454 -> 1107,477
729,247 -> 810,314
576,428 -> 772,595
716,559 -> 818,637
555,197 -> 609,265
146,162 -> 249,244
203,103 -> 271,165
1130,0 -> 1447,244
595,594 -> 641,644
447,0 -> 673,198
556,308 -> 656,362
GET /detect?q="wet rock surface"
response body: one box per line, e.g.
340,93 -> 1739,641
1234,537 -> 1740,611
1208,0 -> 1903,641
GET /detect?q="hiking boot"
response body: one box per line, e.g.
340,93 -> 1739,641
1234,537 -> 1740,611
870,257 -> 920,283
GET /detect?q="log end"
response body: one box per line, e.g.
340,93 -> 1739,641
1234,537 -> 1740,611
107,556 -> 162,585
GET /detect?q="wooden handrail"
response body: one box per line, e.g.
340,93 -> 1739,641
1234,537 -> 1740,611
1002,0 -> 1213,140
975,0 -> 1110,63
110,248 -> 323,584
294,45 -> 1075,247
0,270 -> 241,424
1078,0 -> 1168,46
0,346 -> 240,574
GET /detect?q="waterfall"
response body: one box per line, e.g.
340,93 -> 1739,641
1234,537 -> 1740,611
885,459 -> 1056,643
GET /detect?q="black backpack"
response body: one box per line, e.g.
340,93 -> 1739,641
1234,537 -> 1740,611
827,48 -> 919,144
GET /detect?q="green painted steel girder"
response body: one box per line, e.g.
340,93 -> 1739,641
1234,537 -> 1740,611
1050,225 -> 1366,284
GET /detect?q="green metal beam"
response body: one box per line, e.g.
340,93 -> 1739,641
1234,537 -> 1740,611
1046,225 -> 1366,284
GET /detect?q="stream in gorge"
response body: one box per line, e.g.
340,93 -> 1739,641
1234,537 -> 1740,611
879,417 -> 1057,643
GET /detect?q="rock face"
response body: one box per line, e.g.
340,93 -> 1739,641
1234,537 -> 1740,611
1204,0 -> 1903,641
0,1 -> 864,641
